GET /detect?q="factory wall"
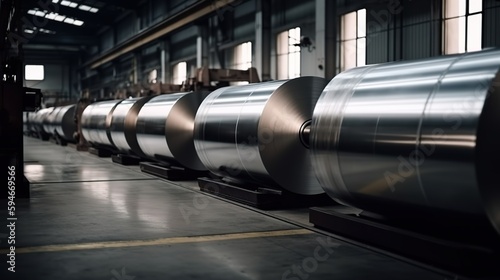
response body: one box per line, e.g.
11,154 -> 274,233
23,51 -> 79,106
81,0 -> 500,96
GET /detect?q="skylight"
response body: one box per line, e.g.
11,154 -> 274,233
27,9 -> 85,27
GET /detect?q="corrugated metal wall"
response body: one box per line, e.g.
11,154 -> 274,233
484,0 -> 500,48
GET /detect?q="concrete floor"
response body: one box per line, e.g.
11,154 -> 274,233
0,137 -> 452,279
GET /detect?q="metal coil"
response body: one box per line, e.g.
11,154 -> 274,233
53,104 -> 76,141
81,100 -> 123,147
194,77 -> 328,195
311,48 -> 500,233
135,92 -> 208,170
33,107 -> 54,135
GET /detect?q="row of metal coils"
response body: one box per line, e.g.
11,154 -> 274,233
24,49 -> 500,236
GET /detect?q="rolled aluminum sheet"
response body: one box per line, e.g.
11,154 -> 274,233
53,104 -> 76,141
43,106 -> 62,135
311,48 -> 500,233
135,92 -> 208,170
81,100 -> 123,146
33,107 -> 54,135
194,77 -> 328,195
109,96 -> 153,153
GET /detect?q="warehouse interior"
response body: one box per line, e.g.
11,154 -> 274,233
1,0 -> 500,279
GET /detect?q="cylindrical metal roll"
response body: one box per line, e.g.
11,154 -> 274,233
53,104 -> 76,141
81,100 -> 122,147
109,96 -> 153,153
135,92 -> 208,170
311,48 -> 500,233
43,106 -> 62,135
33,107 -> 54,135
194,77 -> 328,195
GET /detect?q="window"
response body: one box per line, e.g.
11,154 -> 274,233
443,0 -> 482,54
25,65 -> 44,80
277,27 -> 301,79
148,69 -> 157,84
230,41 -> 253,85
172,62 -> 187,85
232,41 -> 252,70
340,9 -> 366,72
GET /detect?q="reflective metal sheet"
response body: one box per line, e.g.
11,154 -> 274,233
54,104 -> 76,141
81,100 -> 122,146
135,92 -> 208,170
194,77 -> 328,195
311,48 -> 500,233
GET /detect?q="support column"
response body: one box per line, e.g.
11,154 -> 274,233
315,0 -> 337,79
196,23 -> 209,68
160,40 -> 170,83
255,0 -> 271,81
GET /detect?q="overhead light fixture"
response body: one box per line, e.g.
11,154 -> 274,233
34,11 -> 46,17
24,29 -> 34,34
54,15 -> 66,21
60,0 -> 71,6
27,9 -> 36,15
78,4 -> 99,13
45,12 -> 57,20
69,2 -> 77,8
78,5 -> 91,11
73,20 -> 84,26
52,0 -> 59,3
63,18 -> 75,24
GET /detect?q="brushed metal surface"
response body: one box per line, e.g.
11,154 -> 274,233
54,104 -> 76,141
311,48 -> 500,233
109,98 -> 141,152
81,100 -> 123,146
135,92 -> 208,170
43,106 -> 62,135
33,107 -> 54,134
194,77 -> 328,195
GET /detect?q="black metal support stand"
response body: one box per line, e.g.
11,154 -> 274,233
111,153 -> 141,165
309,207 -> 500,278
88,146 -> 113,157
140,162 -> 207,181
198,177 -> 334,210
0,0 -> 41,199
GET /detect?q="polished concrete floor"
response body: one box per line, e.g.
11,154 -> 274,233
0,137 -> 455,279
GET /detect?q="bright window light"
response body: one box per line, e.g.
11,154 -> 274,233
443,0 -> 482,54
25,65 -> 44,81
277,27 -> 301,79
172,62 -> 187,85
340,9 -> 366,72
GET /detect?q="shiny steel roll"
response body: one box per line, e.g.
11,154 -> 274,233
53,104 -> 76,141
33,107 -> 54,135
135,92 -> 208,170
194,77 -> 328,195
311,48 -> 500,233
43,106 -> 62,135
81,100 -> 122,146
109,96 -> 153,153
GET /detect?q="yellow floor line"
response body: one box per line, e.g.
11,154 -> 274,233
0,229 -> 312,254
